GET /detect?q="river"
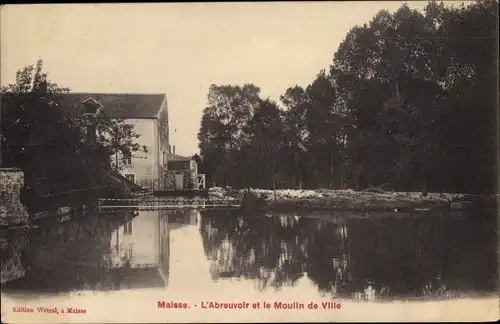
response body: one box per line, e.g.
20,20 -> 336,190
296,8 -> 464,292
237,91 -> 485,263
0,207 -> 498,322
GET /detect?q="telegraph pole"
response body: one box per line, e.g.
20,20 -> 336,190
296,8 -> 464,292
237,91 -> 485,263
0,98 -> 2,167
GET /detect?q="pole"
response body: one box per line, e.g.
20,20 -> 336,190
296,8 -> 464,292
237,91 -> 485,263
0,94 -> 3,167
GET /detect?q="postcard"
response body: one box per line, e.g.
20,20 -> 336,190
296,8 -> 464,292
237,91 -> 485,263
1,2 -> 499,323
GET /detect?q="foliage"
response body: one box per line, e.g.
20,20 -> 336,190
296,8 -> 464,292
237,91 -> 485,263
1,59 -> 146,194
94,117 -> 148,171
198,0 -> 498,194
198,84 -> 284,188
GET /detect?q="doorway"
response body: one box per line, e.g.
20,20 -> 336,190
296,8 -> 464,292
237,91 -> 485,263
174,173 -> 184,190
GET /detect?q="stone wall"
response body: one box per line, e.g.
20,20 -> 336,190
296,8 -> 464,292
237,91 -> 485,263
0,252 -> 26,284
0,168 -> 29,226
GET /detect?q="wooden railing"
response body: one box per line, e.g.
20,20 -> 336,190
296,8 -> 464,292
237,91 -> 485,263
197,174 -> 206,189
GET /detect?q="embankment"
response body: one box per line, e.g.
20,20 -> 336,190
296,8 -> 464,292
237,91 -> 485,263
209,187 -> 495,213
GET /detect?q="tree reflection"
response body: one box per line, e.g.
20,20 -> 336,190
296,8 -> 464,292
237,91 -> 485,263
3,210 -> 138,292
199,210 -> 497,301
201,210 -> 315,291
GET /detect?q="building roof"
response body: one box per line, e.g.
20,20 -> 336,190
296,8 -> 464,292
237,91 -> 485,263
0,92 -> 164,119
58,92 -> 166,118
166,152 -> 191,162
1,92 -> 166,118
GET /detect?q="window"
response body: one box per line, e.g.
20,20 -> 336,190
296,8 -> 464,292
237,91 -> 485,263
82,97 -> 102,116
124,220 -> 133,235
124,174 -> 135,184
122,151 -> 132,165
84,104 -> 98,115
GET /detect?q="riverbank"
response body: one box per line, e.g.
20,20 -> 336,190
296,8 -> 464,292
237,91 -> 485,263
0,204 -> 99,230
209,187 -> 495,213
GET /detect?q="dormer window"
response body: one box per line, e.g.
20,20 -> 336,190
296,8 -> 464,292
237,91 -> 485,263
82,97 -> 103,117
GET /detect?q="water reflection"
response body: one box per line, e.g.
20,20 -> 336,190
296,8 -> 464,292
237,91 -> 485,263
2,210 -> 172,292
167,209 -> 213,291
1,208 -> 497,301
199,210 -> 498,301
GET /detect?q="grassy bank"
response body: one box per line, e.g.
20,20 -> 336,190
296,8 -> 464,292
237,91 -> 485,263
209,187 -> 481,212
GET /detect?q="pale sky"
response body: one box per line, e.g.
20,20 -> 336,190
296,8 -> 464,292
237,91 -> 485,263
1,2 -> 467,156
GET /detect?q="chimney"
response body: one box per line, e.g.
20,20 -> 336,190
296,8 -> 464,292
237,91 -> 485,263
173,145 -> 176,154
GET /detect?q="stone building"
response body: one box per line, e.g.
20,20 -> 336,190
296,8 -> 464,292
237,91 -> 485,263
164,151 -> 199,190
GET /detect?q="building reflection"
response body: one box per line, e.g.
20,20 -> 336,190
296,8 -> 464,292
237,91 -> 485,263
108,210 -> 171,289
166,209 -> 213,291
167,209 -> 199,229
1,209 -> 175,293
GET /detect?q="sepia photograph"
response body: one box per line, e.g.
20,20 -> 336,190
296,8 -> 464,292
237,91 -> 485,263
0,1 -> 499,323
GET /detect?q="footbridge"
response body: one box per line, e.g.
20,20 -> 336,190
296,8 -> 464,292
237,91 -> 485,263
98,196 -> 240,212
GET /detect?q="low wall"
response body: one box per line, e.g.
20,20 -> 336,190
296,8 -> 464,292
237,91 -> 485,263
0,168 -> 29,226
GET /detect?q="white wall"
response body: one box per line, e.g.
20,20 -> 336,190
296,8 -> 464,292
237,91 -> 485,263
120,119 -> 160,183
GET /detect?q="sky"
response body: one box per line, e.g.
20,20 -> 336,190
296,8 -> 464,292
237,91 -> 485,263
1,1 -> 467,156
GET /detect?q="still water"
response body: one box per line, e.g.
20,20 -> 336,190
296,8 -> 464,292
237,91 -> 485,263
1,208 -> 497,301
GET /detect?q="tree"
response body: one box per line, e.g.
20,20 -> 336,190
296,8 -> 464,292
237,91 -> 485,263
439,0 -> 499,194
245,99 -> 285,191
1,60 -> 146,195
198,0 -> 498,194
304,70 -> 340,189
198,84 -> 262,187
94,118 -> 148,172
328,0 -> 498,193
280,86 -> 311,188
280,71 -> 340,190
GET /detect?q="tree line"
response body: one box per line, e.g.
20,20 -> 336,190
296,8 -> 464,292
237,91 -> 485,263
198,0 -> 499,194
